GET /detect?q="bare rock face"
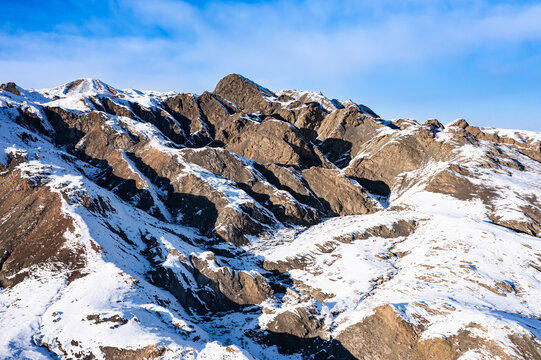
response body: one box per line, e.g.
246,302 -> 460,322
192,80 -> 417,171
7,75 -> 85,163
0,169 -> 103,287
342,122 -> 466,197
456,121 -> 541,163
336,305 -> 541,360
489,213 -> 541,237
214,73 -> 275,114
0,82 -> 21,96
349,219 -> 417,240
226,119 -> 322,168
180,147 -> 321,226
302,167 -> 376,215
345,136 -> 425,186
190,252 -> 273,307
424,165 -> 496,202
290,102 -> 328,137
164,93 -> 201,127
197,91 -> 249,144
0,171 -> 87,287
317,107 -> 383,166
265,307 -> 325,339
99,345 -> 167,360
162,92 -> 204,143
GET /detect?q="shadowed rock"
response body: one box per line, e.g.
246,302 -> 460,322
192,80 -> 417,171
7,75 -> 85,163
0,82 -> 21,96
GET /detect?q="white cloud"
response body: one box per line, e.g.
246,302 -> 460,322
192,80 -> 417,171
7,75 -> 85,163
1,0 -> 540,93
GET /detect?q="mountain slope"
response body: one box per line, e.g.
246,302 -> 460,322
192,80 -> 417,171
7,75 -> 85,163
0,75 -> 540,359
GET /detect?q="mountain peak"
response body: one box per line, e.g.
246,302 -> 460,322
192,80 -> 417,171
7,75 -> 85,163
213,74 -> 276,113
41,78 -> 120,99
0,82 -> 21,96
215,74 -> 275,97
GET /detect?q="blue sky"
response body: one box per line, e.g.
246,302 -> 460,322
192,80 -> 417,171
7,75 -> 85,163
1,0 -> 540,130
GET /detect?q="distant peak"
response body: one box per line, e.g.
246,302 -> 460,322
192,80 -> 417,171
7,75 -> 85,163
214,74 -> 275,97
213,74 -> 276,113
279,89 -> 342,112
41,78 -> 121,99
0,82 -> 21,96
66,78 -> 117,94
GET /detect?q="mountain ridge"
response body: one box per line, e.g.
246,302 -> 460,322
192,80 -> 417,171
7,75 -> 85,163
0,74 -> 540,359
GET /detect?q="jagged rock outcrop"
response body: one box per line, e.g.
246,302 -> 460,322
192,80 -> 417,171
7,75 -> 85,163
0,82 -> 20,96
265,307 -> 325,339
335,305 -> 541,360
302,167 -> 376,215
226,119 -> 323,167
190,252 -> 273,308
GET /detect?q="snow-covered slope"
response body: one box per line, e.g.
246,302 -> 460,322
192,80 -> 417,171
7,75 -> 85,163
0,75 -> 540,359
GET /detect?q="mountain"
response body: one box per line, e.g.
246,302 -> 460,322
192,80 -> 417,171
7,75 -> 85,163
0,74 -> 540,360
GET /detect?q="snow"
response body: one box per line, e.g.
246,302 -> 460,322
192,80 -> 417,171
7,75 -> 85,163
3,78 -> 174,113
480,127 -> 541,144
276,90 -> 340,112
250,190 -> 541,357
275,89 -> 377,117
0,269 -> 67,359
445,119 -> 540,145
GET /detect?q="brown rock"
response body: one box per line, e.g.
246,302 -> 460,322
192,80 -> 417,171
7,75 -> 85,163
422,119 -> 445,130
0,171 -> 87,287
450,118 -> 470,129
190,252 -> 273,307
0,82 -> 21,96
317,107 -> 382,166
100,344 -> 167,360
336,305 -> 529,360
302,167 -> 375,216
197,91 -> 248,144
213,73 -> 275,114
227,119 -> 321,168
424,166 -> 493,202
181,148 -> 320,225
163,92 -> 203,138
266,307 -> 325,338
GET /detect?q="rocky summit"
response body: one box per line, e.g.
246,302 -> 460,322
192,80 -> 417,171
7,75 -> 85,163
0,74 -> 540,360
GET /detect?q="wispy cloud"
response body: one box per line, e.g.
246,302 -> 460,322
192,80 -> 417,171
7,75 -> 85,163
0,0 -> 540,128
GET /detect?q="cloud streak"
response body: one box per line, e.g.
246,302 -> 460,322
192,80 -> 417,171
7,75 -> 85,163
0,0 -> 540,129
